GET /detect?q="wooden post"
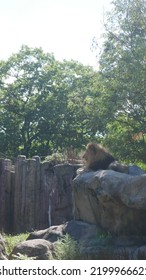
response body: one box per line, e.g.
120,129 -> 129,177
14,156 -> 41,232
0,155 -> 75,233
33,156 -> 41,230
10,165 -> 15,232
0,158 -> 13,232
13,156 -> 26,232
4,159 -> 13,232
24,158 -> 38,231
0,159 -> 5,231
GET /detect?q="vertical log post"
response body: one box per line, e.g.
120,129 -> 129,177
0,159 -> 13,232
0,159 -> 5,231
14,156 -> 41,232
0,155 -> 75,233
33,156 -> 41,230
13,156 -> 26,232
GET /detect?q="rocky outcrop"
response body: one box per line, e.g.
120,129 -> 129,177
27,220 -> 146,259
27,220 -> 97,243
2,163 -> 146,260
72,169 -> 146,236
5,216 -> 146,260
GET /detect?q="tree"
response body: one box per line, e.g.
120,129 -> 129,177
0,46 -> 57,157
0,46 -> 100,158
98,0 -> 146,162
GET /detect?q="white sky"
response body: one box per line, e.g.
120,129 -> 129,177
0,0 -> 112,67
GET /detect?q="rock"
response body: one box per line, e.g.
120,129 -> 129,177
0,234 -> 7,260
109,162 -> 146,175
133,245 -> 146,260
28,220 -> 98,243
109,161 -> 129,173
64,220 -> 98,241
42,163 -> 78,228
27,220 -> 104,259
0,251 -> 7,260
27,220 -> 146,260
72,170 -> 146,236
10,239 -> 54,260
21,165 -> 146,260
51,164 -> 76,225
28,224 -> 65,242
128,164 -> 145,175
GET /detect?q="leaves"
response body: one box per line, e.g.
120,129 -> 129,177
98,0 -> 146,162
0,46 -> 99,157
1,0 -> 146,163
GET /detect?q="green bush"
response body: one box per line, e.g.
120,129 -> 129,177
45,152 -> 67,165
54,234 -> 82,260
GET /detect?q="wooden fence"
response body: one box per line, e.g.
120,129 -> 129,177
0,156 -> 78,233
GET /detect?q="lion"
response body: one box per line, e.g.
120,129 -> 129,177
80,142 -> 128,173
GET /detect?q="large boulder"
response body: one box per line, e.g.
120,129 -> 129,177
10,239 -> 54,260
25,166 -> 146,260
72,169 -> 146,236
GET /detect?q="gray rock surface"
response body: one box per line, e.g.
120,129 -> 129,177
4,164 -> 146,260
10,239 -> 54,260
128,164 -> 146,175
28,220 -> 98,242
72,170 -> 146,236
27,220 -> 146,259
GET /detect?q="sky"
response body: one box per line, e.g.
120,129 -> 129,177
0,0 -> 112,67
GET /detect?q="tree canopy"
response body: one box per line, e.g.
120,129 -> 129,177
98,0 -> 146,162
0,46 -> 99,158
0,0 -> 146,163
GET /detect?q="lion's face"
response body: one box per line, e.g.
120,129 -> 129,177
83,143 -> 106,167
83,148 -> 98,165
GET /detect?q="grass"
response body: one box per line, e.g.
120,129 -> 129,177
2,232 -> 82,260
2,231 -> 132,260
3,233 -> 29,257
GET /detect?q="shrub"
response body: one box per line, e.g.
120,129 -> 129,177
54,234 -> 82,260
45,152 -> 67,165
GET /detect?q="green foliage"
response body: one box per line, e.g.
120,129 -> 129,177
54,234 -> 82,260
0,46 -> 99,158
103,120 -> 146,162
3,233 -> 81,260
98,0 -> 146,163
54,232 -> 112,260
134,162 -> 146,172
45,152 -> 67,165
3,233 -> 29,257
0,0 -> 146,164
